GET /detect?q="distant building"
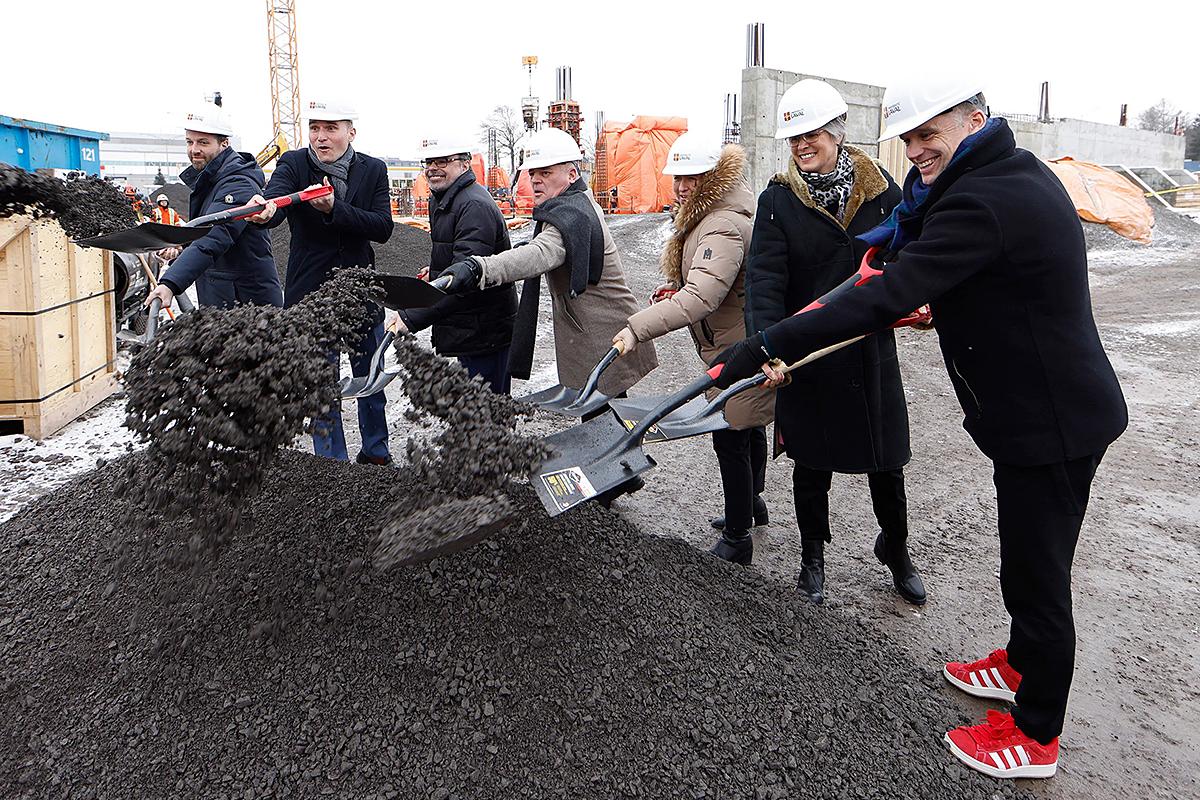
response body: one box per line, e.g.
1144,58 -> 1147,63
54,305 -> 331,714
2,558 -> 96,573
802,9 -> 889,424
101,131 -> 194,189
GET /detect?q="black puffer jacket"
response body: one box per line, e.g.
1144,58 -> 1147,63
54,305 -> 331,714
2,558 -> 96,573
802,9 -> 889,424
400,171 -> 516,356
756,119 -> 1127,466
745,147 -> 908,473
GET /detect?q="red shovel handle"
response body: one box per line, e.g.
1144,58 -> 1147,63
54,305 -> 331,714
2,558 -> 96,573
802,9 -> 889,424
187,185 -> 335,228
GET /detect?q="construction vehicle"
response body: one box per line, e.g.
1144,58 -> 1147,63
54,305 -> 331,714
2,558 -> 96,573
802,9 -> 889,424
255,131 -> 290,169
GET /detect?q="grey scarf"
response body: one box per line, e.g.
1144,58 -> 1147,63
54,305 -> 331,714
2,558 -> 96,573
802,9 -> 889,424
800,147 -> 855,221
307,144 -> 355,199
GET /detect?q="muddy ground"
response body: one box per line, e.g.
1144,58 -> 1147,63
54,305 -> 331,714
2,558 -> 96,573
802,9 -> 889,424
1,210 -> 1197,798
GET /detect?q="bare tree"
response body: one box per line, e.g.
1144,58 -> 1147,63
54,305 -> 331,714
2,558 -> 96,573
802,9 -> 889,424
1137,99 -> 1181,134
479,105 -> 524,174
1186,114 -> 1200,161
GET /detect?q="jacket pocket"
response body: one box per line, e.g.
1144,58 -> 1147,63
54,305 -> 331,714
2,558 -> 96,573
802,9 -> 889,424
555,294 -> 586,333
698,319 -> 716,347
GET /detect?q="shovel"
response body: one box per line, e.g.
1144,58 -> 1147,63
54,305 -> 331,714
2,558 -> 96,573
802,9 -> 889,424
74,185 -> 335,252
337,330 -> 399,399
117,298 -> 163,346
517,346 -> 620,418
533,362 -> 729,517
375,273 -> 453,310
606,307 -> 932,441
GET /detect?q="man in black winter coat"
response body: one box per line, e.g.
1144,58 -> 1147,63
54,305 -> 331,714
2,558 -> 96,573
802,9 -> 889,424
249,99 -> 395,464
148,107 -> 282,310
392,138 -> 515,393
715,83 -> 1126,781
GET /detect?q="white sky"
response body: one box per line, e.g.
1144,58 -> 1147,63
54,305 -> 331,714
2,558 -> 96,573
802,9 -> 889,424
4,0 -> 1195,162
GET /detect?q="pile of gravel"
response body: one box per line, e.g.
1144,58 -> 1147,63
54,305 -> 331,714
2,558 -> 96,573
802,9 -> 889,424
0,451 -> 1033,800
272,223 -> 431,286
1082,204 -> 1200,251
150,182 -> 191,221
0,165 -> 136,239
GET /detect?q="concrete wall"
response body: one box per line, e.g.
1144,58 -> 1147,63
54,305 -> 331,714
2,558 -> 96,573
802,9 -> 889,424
741,67 -> 884,193
1006,117 -> 1185,167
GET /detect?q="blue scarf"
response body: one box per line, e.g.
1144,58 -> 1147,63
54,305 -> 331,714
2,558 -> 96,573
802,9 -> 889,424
859,117 -> 1004,253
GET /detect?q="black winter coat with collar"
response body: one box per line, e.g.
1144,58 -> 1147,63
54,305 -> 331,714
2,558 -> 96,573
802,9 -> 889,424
262,148 -> 394,310
399,170 -> 516,357
758,119 -> 1127,466
745,149 -> 908,473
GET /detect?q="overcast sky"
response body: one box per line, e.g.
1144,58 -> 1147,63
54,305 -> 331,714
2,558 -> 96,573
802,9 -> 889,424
5,0 -> 1195,162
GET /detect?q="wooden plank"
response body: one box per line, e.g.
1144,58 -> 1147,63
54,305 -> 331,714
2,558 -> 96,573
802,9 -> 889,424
0,220 -> 34,313
68,235 -> 82,386
0,216 -> 33,252
0,370 -> 117,439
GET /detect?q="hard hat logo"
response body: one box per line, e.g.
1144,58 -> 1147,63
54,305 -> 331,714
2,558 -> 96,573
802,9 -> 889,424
884,103 -> 903,119
782,109 -> 806,122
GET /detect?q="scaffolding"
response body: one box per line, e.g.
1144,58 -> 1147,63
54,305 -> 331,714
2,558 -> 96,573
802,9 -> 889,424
266,0 -> 302,148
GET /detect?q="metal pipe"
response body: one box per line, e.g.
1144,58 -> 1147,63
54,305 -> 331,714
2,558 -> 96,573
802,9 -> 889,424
746,23 -> 765,68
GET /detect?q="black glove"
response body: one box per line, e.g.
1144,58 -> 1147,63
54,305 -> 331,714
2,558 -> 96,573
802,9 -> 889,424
711,333 -> 773,389
441,258 -> 482,293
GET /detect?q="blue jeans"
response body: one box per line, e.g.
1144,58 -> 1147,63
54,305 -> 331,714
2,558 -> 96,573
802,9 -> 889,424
312,321 -> 390,461
457,346 -> 512,395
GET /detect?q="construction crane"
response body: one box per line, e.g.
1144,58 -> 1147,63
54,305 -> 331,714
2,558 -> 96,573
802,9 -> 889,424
266,0 -> 302,149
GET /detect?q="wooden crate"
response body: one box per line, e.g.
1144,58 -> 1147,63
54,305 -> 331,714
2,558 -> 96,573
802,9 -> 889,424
0,216 -> 118,439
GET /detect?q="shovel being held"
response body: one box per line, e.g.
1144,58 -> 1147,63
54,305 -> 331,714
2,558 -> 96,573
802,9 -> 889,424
517,346 -> 621,418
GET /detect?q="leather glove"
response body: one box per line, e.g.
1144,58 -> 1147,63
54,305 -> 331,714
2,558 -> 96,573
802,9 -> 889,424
441,258 -> 482,293
711,333 -> 773,389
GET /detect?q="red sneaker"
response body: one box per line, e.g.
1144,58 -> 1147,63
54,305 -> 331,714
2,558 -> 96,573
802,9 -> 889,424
944,709 -> 1058,779
944,648 -> 1021,703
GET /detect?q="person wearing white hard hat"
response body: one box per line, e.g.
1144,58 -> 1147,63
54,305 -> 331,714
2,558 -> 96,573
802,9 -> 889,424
389,136 -> 517,394
438,126 -> 658,503
148,104 -> 282,310
711,77 -> 1127,780
150,194 -> 182,226
248,98 -> 396,465
607,133 -> 772,563
741,78 -> 922,607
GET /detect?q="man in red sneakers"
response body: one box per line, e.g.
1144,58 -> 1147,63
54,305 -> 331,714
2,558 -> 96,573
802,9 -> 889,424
713,76 -> 1127,779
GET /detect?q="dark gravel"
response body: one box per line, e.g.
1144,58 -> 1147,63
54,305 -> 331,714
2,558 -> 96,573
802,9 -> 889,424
0,165 -> 136,239
272,222 -> 431,286
0,450 -> 1035,800
1082,204 -> 1200,251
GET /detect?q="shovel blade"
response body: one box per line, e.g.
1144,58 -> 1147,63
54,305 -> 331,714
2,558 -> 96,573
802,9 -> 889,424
342,367 -> 400,400
517,383 -> 612,417
533,413 -> 656,516
608,395 -> 715,443
338,375 -> 371,398
74,223 -> 212,252
376,274 -> 449,310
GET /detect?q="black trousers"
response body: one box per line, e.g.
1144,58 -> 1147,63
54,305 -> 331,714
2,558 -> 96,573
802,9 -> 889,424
791,464 -> 908,544
995,450 -> 1105,744
710,426 -> 767,531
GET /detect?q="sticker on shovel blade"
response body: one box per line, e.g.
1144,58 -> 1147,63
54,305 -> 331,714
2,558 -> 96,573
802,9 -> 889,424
620,418 -> 667,444
540,467 -> 597,513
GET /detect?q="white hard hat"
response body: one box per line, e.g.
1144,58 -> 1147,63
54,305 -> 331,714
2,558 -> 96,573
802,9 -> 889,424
879,77 -> 985,141
519,127 -> 583,171
774,79 -> 849,139
183,104 -> 234,136
418,136 -> 475,160
156,194 -> 168,202
662,132 -> 722,176
304,98 -> 358,122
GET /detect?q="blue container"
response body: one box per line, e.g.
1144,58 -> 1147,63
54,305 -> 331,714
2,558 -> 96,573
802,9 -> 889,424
0,115 -> 108,176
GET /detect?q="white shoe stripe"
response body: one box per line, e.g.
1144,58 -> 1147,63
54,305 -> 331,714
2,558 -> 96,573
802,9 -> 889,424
1001,748 -> 1018,770
990,667 -> 1007,690
989,752 -> 1006,770
1016,745 -> 1030,766
969,672 -> 983,687
978,670 -> 998,690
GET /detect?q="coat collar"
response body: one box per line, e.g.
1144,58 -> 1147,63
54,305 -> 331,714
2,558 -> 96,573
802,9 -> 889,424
771,145 -> 889,229
659,145 -> 750,283
432,168 -> 476,212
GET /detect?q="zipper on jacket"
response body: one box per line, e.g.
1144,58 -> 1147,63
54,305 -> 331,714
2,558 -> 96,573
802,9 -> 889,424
951,358 -> 982,417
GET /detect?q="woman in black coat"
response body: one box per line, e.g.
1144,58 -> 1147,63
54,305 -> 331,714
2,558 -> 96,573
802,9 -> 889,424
744,79 -> 925,605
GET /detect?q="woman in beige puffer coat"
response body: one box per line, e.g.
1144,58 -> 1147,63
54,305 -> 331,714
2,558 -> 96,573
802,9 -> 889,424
613,136 -> 774,565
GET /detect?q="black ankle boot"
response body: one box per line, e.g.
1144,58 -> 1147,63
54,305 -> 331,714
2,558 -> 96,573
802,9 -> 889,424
874,531 -> 927,605
710,495 -> 769,531
796,539 -> 825,604
709,529 -> 753,566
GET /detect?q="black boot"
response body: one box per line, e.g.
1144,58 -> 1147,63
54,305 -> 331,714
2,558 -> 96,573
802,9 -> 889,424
874,531 -> 927,605
796,539 -> 825,604
709,528 -> 753,566
710,495 -> 769,531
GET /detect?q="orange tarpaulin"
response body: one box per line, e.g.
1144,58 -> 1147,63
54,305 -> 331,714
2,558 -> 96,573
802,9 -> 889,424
1045,157 -> 1154,244
487,165 -> 510,191
514,170 -> 534,215
601,116 -> 687,214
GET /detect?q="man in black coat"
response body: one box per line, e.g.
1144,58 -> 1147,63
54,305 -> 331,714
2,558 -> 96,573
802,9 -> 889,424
250,99 -> 395,464
149,107 -> 282,309
716,84 -> 1127,780
392,138 -> 516,393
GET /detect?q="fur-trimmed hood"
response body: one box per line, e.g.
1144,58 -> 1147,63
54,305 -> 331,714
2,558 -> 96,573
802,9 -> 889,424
660,144 -> 753,284
770,144 -> 889,229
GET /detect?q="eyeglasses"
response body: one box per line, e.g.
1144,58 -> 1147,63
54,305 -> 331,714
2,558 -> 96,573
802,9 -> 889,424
787,131 -> 826,145
424,156 -> 468,170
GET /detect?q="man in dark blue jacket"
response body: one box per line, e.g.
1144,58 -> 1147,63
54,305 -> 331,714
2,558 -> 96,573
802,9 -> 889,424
148,106 -> 282,309
250,99 -> 395,464
716,81 -> 1126,780
393,136 -> 516,393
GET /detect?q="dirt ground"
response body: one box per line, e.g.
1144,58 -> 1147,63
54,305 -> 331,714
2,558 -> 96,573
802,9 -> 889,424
2,211 -> 1197,797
